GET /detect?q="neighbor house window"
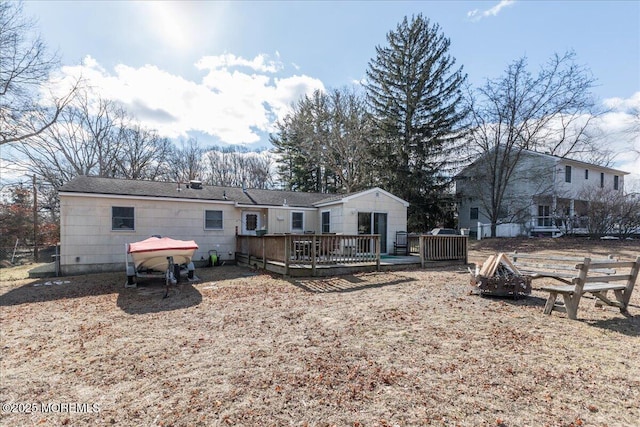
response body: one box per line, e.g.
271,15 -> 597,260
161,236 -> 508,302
565,165 -> 572,183
112,207 -> 134,230
470,207 -> 479,220
585,169 -> 589,180
614,175 -> 619,190
321,211 -> 330,233
538,205 -> 551,227
291,212 -> 304,231
600,172 -> 605,188
205,210 -> 223,230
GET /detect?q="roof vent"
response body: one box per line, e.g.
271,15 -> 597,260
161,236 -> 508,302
189,180 -> 202,190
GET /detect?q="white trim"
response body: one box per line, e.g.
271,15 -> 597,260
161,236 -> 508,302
235,203 -> 317,211
321,209 -> 331,233
531,151 -> 629,175
59,192 -> 237,205
203,209 -> 224,230
315,187 -> 410,207
241,211 -> 262,235
290,211 -> 305,232
111,206 -> 135,231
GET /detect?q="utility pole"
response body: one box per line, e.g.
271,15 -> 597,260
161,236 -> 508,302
33,174 -> 38,261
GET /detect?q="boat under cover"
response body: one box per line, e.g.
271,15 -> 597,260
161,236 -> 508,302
128,237 -> 198,272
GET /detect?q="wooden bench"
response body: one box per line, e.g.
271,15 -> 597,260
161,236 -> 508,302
509,252 -> 639,320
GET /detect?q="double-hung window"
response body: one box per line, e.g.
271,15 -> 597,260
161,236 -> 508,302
470,207 -> 479,220
321,211 -> 330,233
112,207 -> 134,230
205,210 -> 223,230
291,212 -> 304,232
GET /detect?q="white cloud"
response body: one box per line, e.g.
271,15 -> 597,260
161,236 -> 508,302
468,0 -> 516,22
56,54 -> 324,145
197,53 -> 282,73
603,92 -> 640,113
596,92 -> 640,185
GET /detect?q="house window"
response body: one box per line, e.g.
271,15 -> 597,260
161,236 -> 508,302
112,206 -> 134,230
205,210 -> 223,230
321,211 -> 330,233
585,169 -> 589,180
614,175 -> 619,190
470,207 -> 479,220
291,212 -> 304,232
537,205 -> 551,227
565,165 -> 572,183
600,173 -> 604,188
245,213 -> 258,231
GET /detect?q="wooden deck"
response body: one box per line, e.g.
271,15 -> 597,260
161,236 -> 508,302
236,234 -> 468,277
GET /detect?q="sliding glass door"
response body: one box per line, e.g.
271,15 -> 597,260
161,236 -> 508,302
357,212 -> 388,253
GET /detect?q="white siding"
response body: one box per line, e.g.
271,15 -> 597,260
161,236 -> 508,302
555,160 -> 624,198
59,186 -> 408,274
60,194 -> 239,274
341,190 -> 408,253
265,207 -> 318,234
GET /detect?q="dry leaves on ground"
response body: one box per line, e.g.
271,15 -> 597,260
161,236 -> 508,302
1,239 -> 639,426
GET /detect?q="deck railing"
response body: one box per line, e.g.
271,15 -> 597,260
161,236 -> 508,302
236,234 -> 381,275
417,235 -> 468,266
236,233 -> 468,274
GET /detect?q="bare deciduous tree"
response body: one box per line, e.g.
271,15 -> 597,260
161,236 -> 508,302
8,91 -> 129,187
578,187 -> 640,239
116,125 -> 174,181
463,52 -> 600,237
204,146 -> 275,189
170,138 -> 205,183
0,1 -> 80,146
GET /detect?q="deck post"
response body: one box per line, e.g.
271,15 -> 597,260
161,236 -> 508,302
262,237 -> 266,270
311,235 -> 317,276
376,236 -> 380,271
284,235 -> 290,276
464,236 -> 468,265
419,235 -> 425,268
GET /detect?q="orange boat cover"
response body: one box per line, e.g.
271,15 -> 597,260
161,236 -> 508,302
128,237 -> 199,254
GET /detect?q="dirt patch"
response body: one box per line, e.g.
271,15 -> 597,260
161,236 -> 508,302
1,239 -> 639,426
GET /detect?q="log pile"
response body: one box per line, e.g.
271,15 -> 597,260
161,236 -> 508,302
471,253 -> 532,297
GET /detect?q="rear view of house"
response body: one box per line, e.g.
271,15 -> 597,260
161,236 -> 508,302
58,176 -> 408,275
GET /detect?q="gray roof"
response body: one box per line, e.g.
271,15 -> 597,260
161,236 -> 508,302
59,176 -> 346,208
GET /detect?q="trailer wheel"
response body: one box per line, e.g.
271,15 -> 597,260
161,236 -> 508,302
127,275 -> 135,286
174,264 -> 181,283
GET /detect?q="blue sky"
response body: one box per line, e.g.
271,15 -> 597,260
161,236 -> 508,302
21,0 -> 640,182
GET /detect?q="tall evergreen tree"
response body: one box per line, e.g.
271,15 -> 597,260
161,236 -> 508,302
271,88 -> 374,193
365,14 -> 469,231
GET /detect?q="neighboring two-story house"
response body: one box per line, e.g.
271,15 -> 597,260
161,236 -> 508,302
456,148 -> 629,238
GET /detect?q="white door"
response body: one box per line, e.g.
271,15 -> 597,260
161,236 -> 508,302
242,211 -> 261,235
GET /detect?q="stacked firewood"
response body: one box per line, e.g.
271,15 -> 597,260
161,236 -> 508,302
471,253 -> 532,297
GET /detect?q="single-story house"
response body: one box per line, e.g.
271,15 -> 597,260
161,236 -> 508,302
58,176 -> 409,275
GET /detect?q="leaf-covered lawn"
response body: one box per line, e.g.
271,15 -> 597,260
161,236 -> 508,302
1,240 -> 639,426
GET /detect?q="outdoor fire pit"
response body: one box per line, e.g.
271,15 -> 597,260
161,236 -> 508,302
471,253 -> 532,297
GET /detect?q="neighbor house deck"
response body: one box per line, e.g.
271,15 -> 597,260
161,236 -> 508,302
236,234 -> 468,277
